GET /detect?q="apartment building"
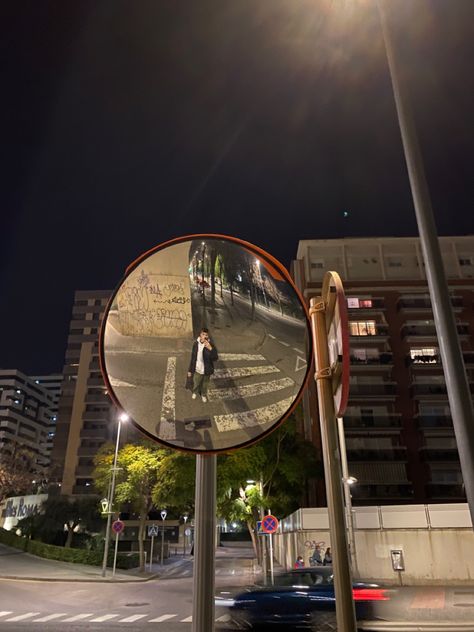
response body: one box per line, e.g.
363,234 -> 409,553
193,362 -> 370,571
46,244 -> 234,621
0,369 -> 56,478
31,373 -> 63,460
292,235 -> 474,506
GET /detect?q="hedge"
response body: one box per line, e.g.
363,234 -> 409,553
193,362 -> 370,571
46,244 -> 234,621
0,528 -> 139,569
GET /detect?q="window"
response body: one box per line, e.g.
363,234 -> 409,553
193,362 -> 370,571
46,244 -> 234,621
387,258 -> 402,267
349,321 -> 377,336
352,349 -> 380,362
311,260 -> 324,269
347,298 -> 373,309
459,258 -> 472,266
410,348 -> 438,363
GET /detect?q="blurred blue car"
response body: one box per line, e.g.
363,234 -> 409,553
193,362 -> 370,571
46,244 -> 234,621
216,567 -> 391,630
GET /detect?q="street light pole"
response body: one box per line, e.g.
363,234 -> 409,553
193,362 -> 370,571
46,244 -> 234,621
377,0 -> 474,525
101,413 -> 128,578
337,417 -> 358,578
160,509 -> 167,566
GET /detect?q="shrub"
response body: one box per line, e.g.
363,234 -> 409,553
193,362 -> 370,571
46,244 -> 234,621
0,528 -> 139,569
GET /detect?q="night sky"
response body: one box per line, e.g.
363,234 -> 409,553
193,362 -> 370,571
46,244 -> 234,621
1,0 -> 473,375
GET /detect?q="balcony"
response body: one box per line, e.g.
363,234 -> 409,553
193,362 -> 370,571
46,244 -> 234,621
350,353 -> 393,367
411,383 -> 474,398
419,447 -> 459,462
77,446 -> 102,456
343,415 -> 402,430
80,428 -> 106,439
426,483 -> 465,499
397,296 -> 464,311
347,298 -> 386,311
75,466 -> 94,476
349,383 -> 397,398
350,484 -> 413,501
416,415 -> 452,429
347,447 -> 407,461
72,485 -> 96,495
402,323 -> 469,339
350,324 -> 389,339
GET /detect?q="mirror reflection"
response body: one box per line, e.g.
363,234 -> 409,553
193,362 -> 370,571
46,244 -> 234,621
102,237 -> 311,452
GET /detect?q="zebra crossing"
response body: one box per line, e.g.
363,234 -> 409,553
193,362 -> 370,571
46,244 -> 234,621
0,610 -> 232,625
159,351 -> 297,440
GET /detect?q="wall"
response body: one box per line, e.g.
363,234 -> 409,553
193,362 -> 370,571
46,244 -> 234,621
273,504 -> 474,585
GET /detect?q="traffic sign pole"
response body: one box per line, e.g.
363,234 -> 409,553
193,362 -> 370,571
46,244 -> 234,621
310,289 -> 357,632
150,535 -> 155,572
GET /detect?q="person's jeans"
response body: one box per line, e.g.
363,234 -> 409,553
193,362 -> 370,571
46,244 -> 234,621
192,373 -> 210,397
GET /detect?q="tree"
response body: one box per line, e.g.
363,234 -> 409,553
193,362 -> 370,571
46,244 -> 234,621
93,442 -> 167,572
0,445 -> 35,502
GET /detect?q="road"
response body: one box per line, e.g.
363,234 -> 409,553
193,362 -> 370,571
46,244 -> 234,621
103,287 -> 310,450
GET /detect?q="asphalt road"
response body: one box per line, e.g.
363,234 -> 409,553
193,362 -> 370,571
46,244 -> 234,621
103,288 -> 310,450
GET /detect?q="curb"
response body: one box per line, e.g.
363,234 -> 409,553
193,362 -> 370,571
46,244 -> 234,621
359,622 -> 474,631
0,573 -> 161,583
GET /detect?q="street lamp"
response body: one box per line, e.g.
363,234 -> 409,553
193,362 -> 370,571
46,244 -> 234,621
376,0 -> 474,523
101,412 -> 128,577
160,509 -> 167,566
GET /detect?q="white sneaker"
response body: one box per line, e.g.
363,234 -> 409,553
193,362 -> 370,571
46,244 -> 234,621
192,393 -> 197,400
202,396 -> 207,403
185,421 -> 195,431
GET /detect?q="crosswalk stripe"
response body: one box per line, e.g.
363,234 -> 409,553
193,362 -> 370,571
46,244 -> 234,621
181,615 -> 192,622
33,613 -> 67,622
214,397 -> 294,432
89,614 -> 120,622
159,356 -> 176,440
218,353 -> 265,361
0,612 -> 13,618
109,377 -> 136,388
62,613 -> 93,622
208,377 -> 294,401
216,614 -> 231,622
119,614 -> 148,622
5,613 -> 41,622
213,365 -> 280,379
148,614 -> 177,622
279,341 -> 290,347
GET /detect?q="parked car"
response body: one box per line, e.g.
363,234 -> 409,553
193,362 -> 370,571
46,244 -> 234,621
215,567 -> 392,630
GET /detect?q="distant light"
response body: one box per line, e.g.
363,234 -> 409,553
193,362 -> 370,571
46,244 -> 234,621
16,389 -> 21,394
246,479 -> 256,485
14,400 -> 20,404
119,413 -> 129,422
53,416 -> 57,421
232,522 -> 237,529
35,380 -> 40,384
343,211 -> 349,218
85,482 -> 91,487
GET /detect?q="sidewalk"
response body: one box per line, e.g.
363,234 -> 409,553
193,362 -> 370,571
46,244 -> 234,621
0,542 -> 187,583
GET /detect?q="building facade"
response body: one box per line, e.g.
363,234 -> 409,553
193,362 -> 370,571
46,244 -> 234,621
293,235 -> 474,506
0,369 -> 56,479
31,373 -> 63,462
50,290 -> 115,496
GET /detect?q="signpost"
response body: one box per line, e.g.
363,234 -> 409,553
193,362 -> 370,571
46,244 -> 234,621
309,271 -> 357,632
160,510 -> 167,567
261,514 -> 278,585
111,519 -> 124,577
148,524 -> 159,571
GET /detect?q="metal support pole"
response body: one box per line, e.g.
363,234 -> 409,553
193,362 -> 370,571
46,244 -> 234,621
112,532 -> 120,577
267,510 -> 274,586
101,418 -> 122,577
337,417 -> 358,577
150,535 -> 155,572
310,297 -> 357,632
161,524 -> 165,566
378,0 -> 474,525
259,479 -> 267,585
192,454 -> 216,632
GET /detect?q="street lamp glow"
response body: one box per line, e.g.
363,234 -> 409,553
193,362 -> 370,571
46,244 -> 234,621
345,476 -> 358,486
246,479 -> 255,485
119,413 -> 129,422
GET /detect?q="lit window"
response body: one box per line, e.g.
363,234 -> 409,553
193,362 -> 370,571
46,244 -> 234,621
410,348 -> 438,363
349,321 -> 377,336
347,298 -> 373,309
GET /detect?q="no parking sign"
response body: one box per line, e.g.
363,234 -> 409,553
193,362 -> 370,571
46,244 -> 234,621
261,514 -> 279,534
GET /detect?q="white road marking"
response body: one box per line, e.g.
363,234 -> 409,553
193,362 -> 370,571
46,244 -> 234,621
213,365 -> 280,379
268,334 -> 276,339
181,615 -> 193,622
89,614 -> 120,622
148,614 -> 177,622
295,356 -> 307,372
279,340 -> 290,347
109,377 -> 136,388
119,614 -> 148,622
218,353 -> 265,361
214,397 -> 294,432
5,613 -> 41,622
159,356 -> 176,440
33,613 -> 67,622
0,612 -> 13,618
208,377 -> 294,401
62,613 -> 93,622
216,614 -> 231,622
293,348 -> 304,354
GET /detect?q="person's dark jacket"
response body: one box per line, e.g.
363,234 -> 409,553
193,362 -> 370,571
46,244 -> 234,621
188,339 -> 218,376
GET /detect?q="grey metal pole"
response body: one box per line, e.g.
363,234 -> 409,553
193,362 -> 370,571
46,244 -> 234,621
310,297 -> 357,632
378,0 -> 474,525
112,531 -> 119,577
337,417 -> 358,577
101,418 -> 122,577
192,454 -> 216,632
161,523 -> 165,566
259,479 -> 267,585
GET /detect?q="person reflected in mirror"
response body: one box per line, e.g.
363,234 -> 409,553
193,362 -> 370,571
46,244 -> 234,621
187,327 -> 218,403
323,547 -> 332,566
294,555 -> 304,568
